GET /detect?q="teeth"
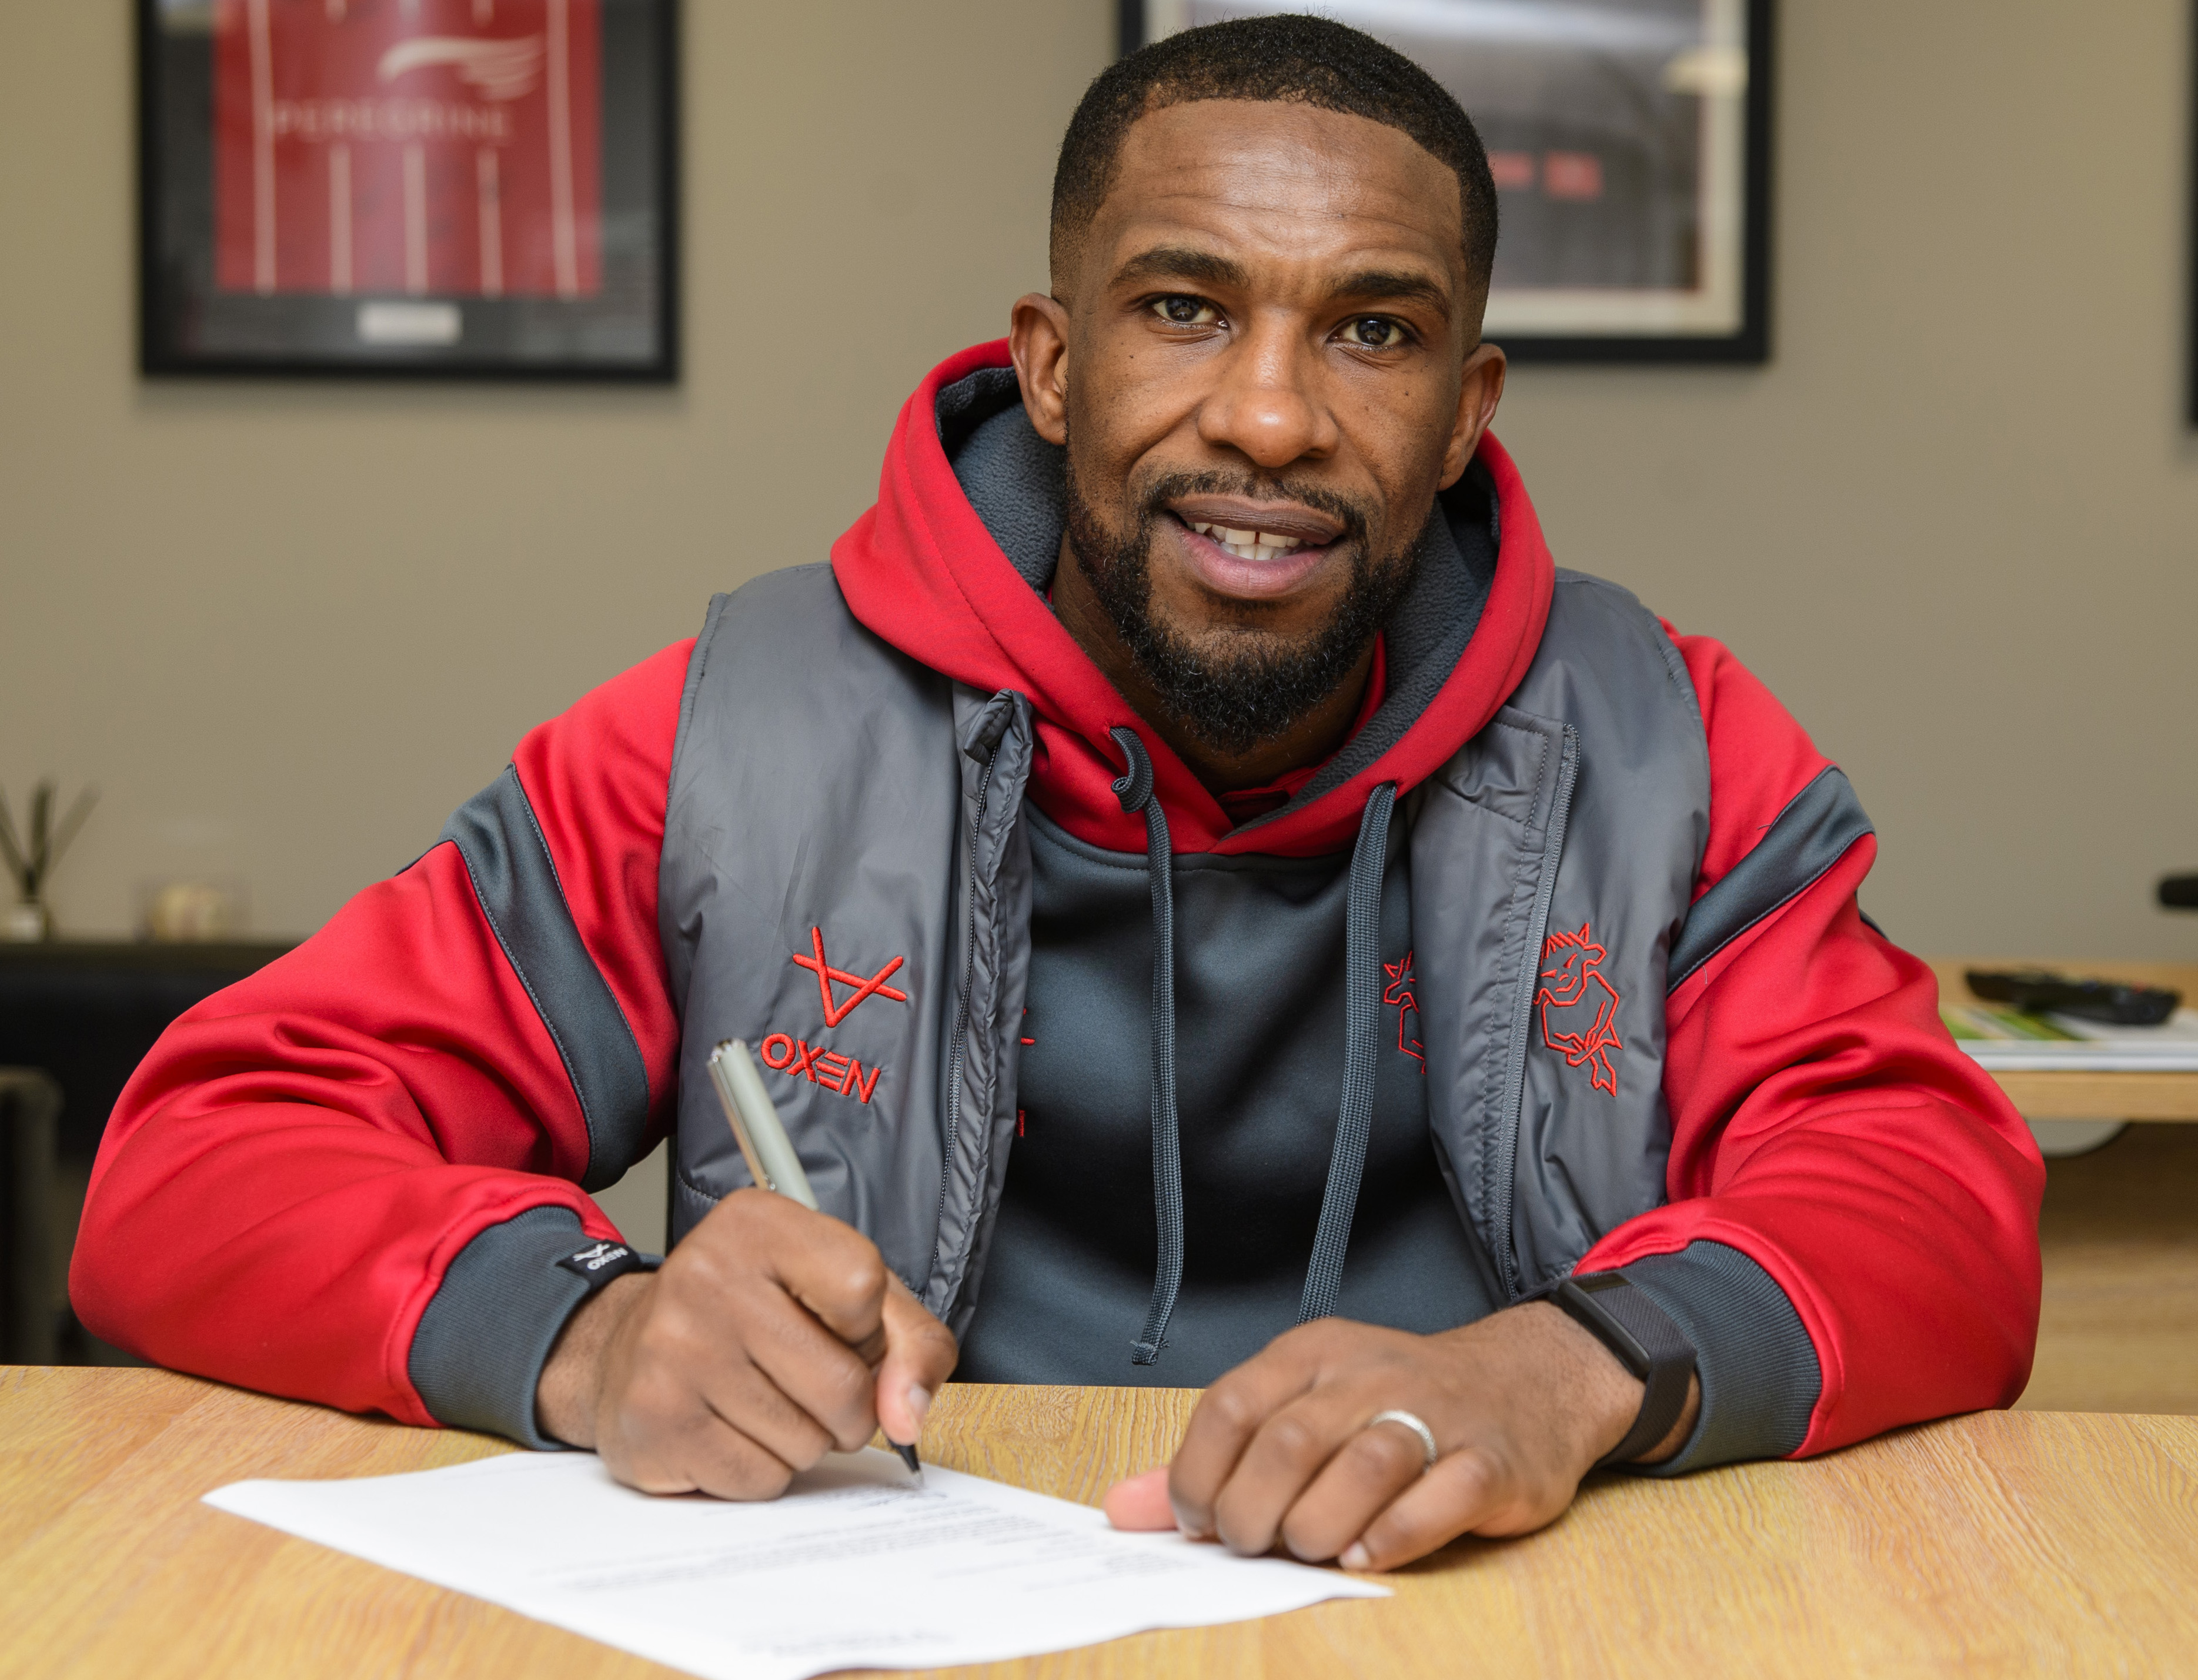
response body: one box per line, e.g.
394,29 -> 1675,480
1188,519 -> 1308,561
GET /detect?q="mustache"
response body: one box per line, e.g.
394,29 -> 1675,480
1129,470 -> 1373,551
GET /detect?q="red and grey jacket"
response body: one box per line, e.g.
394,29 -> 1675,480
74,343 -> 2043,1467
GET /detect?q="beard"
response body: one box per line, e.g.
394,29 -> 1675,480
1063,456 -> 1424,759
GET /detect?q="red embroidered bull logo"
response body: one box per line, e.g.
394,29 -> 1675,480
1384,951 -> 1425,1070
1535,922 -> 1623,1095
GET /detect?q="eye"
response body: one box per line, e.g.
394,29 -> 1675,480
1150,295 -> 1221,327
1339,316 -> 1408,349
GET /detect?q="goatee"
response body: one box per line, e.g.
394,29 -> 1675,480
1063,458 -> 1422,759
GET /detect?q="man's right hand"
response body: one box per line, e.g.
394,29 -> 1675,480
534,1189 -> 957,1498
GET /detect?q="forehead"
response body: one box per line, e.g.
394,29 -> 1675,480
1090,98 -> 1464,282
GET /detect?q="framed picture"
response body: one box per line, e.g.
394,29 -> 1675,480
1124,1 -> 1773,363
139,0 -> 678,380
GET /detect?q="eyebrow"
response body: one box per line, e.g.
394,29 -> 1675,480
1325,269 -> 1453,316
1110,246 -> 1251,292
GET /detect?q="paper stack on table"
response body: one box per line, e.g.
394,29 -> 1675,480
206,1447 -> 1387,1680
1944,1004 -> 2198,1071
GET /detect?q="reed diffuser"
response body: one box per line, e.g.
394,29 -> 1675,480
0,780 -> 98,941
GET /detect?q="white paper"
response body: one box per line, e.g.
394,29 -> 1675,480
1949,1004 -> 2198,1071
205,1447 -> 1386,1680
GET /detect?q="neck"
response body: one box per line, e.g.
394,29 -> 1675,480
1051,533 -> 1376,794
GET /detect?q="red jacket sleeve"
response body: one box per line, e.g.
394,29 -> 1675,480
1582,631 -> 2045,1455
69,639 -> 694,1429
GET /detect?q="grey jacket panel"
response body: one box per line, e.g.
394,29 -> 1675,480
662,570 -> 961,1291
1501,574 -> 1712,1294
1669,766 -> 1875,988
1408,706 -> 1577,1304
1412,573 -> 1712,1297
659,568 -> 1035,1327
440,764 -> 653,1191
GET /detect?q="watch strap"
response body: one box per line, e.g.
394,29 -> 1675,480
1528,1272 -> 1698,1468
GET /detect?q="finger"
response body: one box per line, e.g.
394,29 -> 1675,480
1338,1447 -> 1507,1572
676,1201 -> 886,1449
1277,1419 -> 1433,1562
1210,1387 -> 1369,1557
755,1197 -> 893,1350
673,1415 -> 802,1502
598,1364 -> 801,1501
692,1351 -> 839,1471
731,1285 -> 885,1452
1168,1336 -> 1325,1538
874,1275 -> 958,1447
1102,1467 -> 1175,1531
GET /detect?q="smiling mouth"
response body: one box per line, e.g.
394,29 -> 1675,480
1182,519 -> 1323,562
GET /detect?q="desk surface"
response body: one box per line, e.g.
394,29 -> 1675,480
4,1368 -> 2195,1678
1933,958 -> 2198,1120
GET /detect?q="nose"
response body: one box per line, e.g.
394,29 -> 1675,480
1194,315 -> 1339,470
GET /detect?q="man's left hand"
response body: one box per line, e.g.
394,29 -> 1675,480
1102,1303 -> 1699,1571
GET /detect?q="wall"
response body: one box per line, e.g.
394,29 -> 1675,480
4,0 -> 2196,971
1493,1 -> 2198,961
0,0 -> 1110,941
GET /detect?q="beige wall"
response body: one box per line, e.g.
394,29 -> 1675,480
4,0 -> 2196,966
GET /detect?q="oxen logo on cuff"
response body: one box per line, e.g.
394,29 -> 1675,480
557,1241 -> 644,1285
1535,922 -> 1624,1095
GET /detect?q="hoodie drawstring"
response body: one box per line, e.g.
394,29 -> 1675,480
1110,727 -> 1184,1365
1109,726 -> 1399,1360
1298,781 -> 1399,1324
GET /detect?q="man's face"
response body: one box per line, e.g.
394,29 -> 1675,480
1018,99 -> 1502,756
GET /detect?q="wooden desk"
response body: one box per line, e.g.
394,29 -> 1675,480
4,1368 -> 2194,1677
1933,958 -> 2198,1121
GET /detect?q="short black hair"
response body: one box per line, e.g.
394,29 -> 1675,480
1051,14 -> 1498,296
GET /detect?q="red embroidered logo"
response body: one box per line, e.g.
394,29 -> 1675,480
1384,951 -> 1425,1071
790,926 -> 908,1027
758,1034 -> 883,1104
1536,922 -> 1624,1095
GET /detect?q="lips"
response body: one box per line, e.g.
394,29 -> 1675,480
1167,513 -> 1336,600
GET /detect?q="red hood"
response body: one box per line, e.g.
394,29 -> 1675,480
831,340 -> 1556,857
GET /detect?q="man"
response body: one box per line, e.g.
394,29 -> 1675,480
75,17 -> 2041,1574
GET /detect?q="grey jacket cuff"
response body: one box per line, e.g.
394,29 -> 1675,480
1616,1240 -> 1822,1476
407,1204 -> 659,1449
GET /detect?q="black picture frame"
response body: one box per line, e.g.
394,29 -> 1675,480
2189,0 -> 2198,425
138,0 -> 679,381
1120,0 -> 1773,365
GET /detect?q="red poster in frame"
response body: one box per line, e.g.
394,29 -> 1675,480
212,0 -> 602,302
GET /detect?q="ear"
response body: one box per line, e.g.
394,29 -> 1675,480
1437,340 -> 1508,490
1010,292 -> 1073,447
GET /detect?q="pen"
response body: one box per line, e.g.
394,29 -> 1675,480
706,1038 -> 923,1482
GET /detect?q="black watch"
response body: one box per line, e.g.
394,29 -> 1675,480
1525,1272 -> 1698,1468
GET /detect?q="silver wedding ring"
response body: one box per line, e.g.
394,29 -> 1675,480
1366,1408 -> 1439,1473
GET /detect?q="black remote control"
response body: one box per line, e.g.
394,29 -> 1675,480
1964,968 -> 2180,1027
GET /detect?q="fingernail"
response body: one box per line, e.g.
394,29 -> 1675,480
1340,1544 -> 1371,1571
904,1384 -> 933,1433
